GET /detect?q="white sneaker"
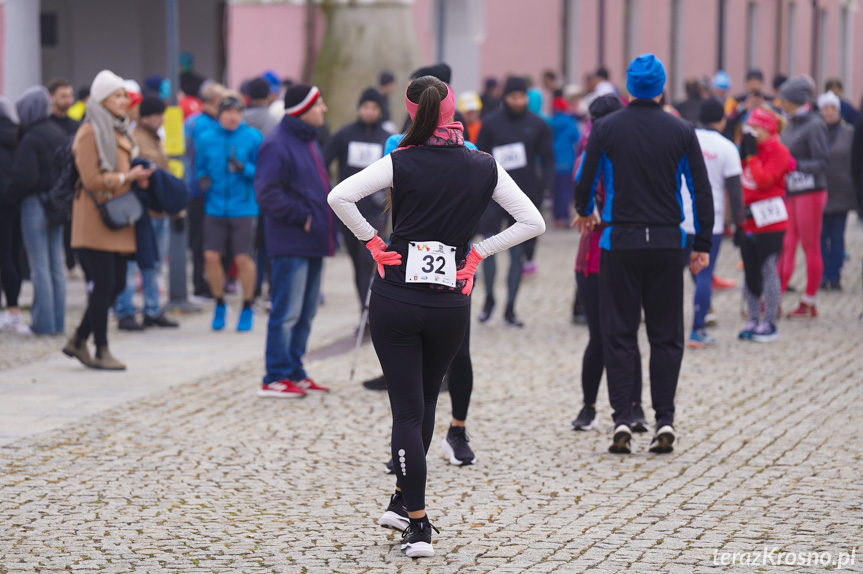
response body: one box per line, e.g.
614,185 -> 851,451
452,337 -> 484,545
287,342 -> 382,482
16,323 -> 33,336
0,310 -> 23,331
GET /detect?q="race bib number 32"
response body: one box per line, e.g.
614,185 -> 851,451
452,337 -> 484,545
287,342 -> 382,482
405,241 -> 457,288
492,142 -> 528,171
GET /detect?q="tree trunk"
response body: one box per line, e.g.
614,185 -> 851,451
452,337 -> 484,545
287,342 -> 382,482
314,0 -> 421,132
301,0 -> 317,83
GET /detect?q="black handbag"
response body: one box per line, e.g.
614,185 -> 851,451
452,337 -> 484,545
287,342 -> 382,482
86,187 -> 143,230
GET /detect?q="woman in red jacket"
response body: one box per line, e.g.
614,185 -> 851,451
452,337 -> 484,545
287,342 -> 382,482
738,107 -> 794,342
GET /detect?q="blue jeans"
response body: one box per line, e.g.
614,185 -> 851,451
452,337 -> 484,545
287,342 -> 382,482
683,233 -> 723,331
20,194 -> 65,334
116,217 -> 170,319
264,256 -> 323,384
820,211 -> 847,283
553,170 -> 573,222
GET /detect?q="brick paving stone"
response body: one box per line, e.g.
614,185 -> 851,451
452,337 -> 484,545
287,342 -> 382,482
2,216 -> 863,573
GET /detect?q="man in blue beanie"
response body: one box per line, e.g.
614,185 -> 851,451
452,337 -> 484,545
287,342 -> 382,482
573,53 -> 714,455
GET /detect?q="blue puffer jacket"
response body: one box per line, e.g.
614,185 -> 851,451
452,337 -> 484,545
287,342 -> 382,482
254,115 -> 337,258
184,112 -> 218,198
196,122 -> 262,218
552,111 -> 580,172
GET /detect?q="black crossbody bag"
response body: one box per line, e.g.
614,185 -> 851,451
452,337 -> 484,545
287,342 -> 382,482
85,187 -> 143,230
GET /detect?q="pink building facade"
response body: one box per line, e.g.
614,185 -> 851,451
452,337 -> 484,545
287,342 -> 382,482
1,0 -> 861,107
226,0 -> 863,106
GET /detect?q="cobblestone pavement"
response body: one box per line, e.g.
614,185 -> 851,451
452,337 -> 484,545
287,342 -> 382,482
2,218 -> 863,573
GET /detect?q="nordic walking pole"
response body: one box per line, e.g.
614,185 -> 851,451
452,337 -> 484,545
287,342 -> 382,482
348,272 -> 375,385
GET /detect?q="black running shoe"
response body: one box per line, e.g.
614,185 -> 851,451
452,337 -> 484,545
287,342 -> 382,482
609,424 -> 632,454
441,425 -> 476,465
401,516 -> 439,558
571,405 -> 597,431
384,458 -> 394,474
648,425 -> 676,454
362,375 -> 387,391
631,405 -> 649,433
478,296 -> 495,323
378,491 -> 410,531
504,304 -> 524,328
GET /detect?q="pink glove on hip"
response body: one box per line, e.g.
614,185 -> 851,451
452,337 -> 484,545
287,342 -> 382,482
365,235 -> 402,279
456,249 -> 484,295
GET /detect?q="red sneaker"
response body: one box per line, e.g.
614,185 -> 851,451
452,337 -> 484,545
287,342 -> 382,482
712,276 -> 736,289
258,380 -> 307,398
786,302 -> 817,319
297,377 -> 330,393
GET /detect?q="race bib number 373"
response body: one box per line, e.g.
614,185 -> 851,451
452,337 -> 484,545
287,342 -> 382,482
405,241 -> 457,288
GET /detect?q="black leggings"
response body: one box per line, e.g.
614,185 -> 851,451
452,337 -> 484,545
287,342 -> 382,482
740,231 -> 785,297
369,291 -> 469,512
448,300 -> 472,421
576,272 -> 642,406
0,209 -> 23,308
76,249 -> 127,347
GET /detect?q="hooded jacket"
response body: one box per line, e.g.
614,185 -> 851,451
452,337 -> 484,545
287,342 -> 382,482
0,99 -> 18,208
254,115 -> 337,259
824,121 -> 856,214
780,108 -> 829,195
195,121 -> 262,218
741,136 -> 794,235
184,111 -> 218,197
8,87 -> 67,206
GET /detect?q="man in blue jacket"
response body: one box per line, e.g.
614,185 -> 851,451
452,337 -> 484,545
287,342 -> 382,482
185,82 -> 225,299
196,94 -> 262,332
574,54 -> 714,456
254,84 -> 337,398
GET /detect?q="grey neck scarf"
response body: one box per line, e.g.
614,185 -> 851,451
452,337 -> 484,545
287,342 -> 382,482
85,101 -> 138,173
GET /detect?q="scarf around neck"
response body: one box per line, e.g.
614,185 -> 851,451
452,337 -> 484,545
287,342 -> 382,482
85,101 -> 139,173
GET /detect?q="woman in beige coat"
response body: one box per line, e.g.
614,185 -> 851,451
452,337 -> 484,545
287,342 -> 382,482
62,70 -> 153,370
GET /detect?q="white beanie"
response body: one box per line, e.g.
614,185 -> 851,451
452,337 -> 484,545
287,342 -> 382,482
817,90 -> 841,111
90,70 -> 125,104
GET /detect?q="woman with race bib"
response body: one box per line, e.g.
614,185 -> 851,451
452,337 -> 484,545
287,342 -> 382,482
328,75 -> 544,558
775,76 -> 830,318
737,107 -> 794,342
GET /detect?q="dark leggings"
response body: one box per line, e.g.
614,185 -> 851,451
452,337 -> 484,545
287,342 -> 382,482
76,249 -> 127,347
369,291 -> 469,512
448,302 -> 472,421
576,272 -> 643,406
0,209 -> 23,308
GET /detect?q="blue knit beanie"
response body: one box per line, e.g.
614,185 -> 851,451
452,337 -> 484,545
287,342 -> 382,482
626,54 -> 666,100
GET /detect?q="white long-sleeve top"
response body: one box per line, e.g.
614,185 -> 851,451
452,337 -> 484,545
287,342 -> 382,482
327,154 -> 545,259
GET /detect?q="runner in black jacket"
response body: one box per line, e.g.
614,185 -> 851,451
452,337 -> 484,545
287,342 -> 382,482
324,88 -> 390,313
574,54 -> 714,455
475,76 -> 554,326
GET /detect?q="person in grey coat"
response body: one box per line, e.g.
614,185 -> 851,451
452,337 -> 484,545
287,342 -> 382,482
817,91 -> 856,291
776,75 -> 830,318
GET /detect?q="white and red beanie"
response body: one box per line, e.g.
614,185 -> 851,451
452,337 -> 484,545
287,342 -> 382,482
284,84 -> 321,117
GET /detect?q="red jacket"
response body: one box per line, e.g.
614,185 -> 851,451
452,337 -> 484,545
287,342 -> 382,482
575,178 -> 604,275
741,136 -> 794,234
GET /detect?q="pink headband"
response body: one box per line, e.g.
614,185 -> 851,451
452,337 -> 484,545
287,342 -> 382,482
405,83 -> 456,127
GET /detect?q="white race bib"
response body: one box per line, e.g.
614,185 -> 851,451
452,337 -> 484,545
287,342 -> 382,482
786,171 -> 816,193
750,197 -> 788,228
347,141 -> 384,169
405,241 -> 457,288
492,142 -> 528,171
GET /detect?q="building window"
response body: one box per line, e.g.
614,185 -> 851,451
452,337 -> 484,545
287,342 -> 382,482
787,2 -> 797,74
840,5 -> 852,90
670,0 -> 683,100
746,2 -> 758,69
40,12 -> 58,47
818,8 -> 828,89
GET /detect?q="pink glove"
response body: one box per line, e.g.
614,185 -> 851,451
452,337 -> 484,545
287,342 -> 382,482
365,235 -> 402,279
456,249 -> 483,295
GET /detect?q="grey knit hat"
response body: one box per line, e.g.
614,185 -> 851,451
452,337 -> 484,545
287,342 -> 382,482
779,75 -> 815,106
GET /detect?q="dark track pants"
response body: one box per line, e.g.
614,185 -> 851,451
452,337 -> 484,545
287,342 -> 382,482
599,248 -> 683,429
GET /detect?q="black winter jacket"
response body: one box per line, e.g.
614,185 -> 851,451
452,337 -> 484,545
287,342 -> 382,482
0,117 -> 18,207
8,118 -> 66,205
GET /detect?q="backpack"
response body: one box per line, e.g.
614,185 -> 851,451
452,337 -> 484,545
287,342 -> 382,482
45,134 -> 79,225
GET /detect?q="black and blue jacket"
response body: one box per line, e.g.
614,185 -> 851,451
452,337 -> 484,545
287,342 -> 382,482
574,99 -> 714,252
